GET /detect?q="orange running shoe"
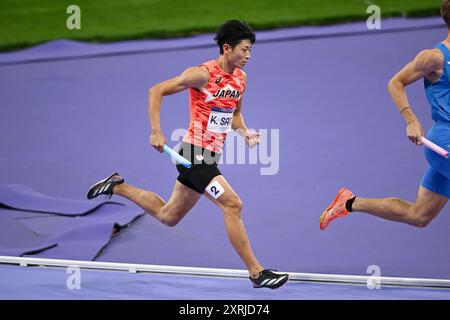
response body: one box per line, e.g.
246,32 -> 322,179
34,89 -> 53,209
319,187 -> 355,230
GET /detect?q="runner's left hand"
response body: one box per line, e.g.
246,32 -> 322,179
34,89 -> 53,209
244,130 -> 260,148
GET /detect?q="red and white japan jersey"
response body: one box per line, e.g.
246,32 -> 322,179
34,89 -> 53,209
183,59 -> 246,153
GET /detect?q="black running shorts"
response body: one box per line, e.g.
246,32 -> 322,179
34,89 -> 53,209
176,142 -> 222,194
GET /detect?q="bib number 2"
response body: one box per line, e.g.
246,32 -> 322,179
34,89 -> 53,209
206,180 -> 225,199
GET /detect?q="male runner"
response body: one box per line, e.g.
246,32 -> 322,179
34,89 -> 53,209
320,1 -> 450,230
87,20 -> 288,289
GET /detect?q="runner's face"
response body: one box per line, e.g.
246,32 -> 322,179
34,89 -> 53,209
228,39 -> 252,68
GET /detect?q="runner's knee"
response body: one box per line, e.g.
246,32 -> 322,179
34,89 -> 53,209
410,215 -> 432,228
160,206 -> 183,227
161,213 -> 181,227
223,196 -> 243,216
409,206 -> 439,228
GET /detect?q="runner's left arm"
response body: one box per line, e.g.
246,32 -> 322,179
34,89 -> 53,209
232,98 -> 248,133
232,98 -> 260,148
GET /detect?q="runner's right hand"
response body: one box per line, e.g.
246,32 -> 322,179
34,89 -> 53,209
150,129 -> 166,153
406,121 -> 424,145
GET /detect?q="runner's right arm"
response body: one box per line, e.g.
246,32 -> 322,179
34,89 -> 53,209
148,67 -> 209,152
388,49 -> 442,145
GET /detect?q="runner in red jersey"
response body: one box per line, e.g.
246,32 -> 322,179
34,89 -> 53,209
87,20 -> 288,289
183,59 -> 246,153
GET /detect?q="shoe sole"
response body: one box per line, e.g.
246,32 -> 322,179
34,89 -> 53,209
319,188 -> 347,230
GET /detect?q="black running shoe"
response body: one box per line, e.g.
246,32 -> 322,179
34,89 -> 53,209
250,269 -> 289,289
87,172 -> 124,199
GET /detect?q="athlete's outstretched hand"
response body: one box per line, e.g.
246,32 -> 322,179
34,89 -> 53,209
150,129 -> 167,153
244,130 -> 260,149
406,121 -> 424,145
